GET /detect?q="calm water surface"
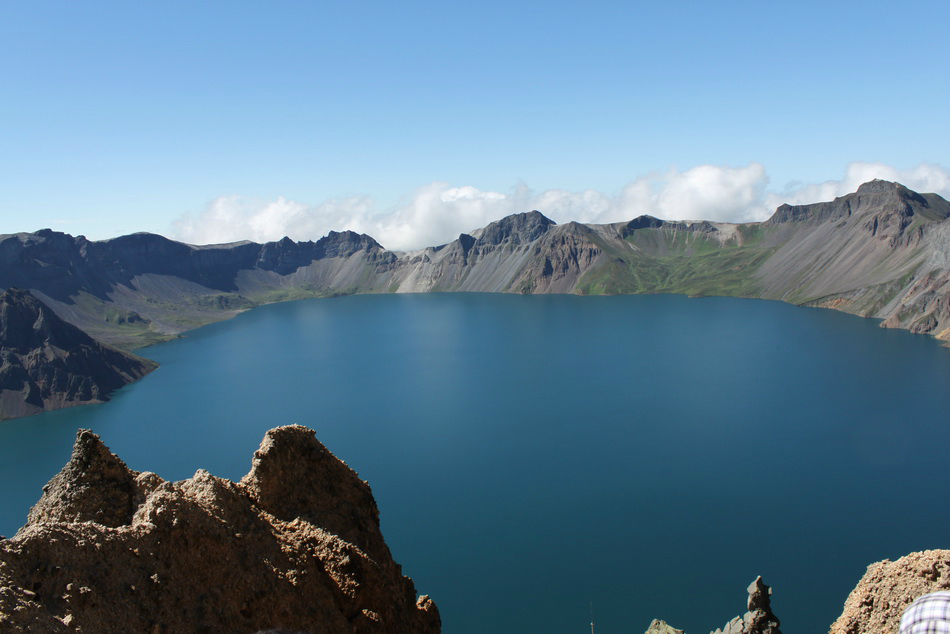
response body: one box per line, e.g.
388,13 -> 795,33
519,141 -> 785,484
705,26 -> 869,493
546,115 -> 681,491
2,293 -> 950,633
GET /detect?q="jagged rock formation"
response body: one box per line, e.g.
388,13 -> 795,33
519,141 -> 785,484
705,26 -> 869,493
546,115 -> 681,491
0,287 -> 156,419
0,425 -> 439,633
710,577 -> 781,634
829,550 -> 950,634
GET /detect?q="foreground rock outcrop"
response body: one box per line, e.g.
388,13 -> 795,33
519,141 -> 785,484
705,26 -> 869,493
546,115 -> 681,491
643,554 -> 950,634
0,287 -> 156,420
710,576 -> 781,634
829,550 -> 950,634
0,425 -> 440,633
644,577 -> 781,634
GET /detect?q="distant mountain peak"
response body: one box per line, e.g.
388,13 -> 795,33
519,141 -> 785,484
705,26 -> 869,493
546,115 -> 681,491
857,178 -> 897,189
624,215 -> 666,232
852,178 -> 927,205
766,179 -> 946,225
476,210 -> 556,246
855,178 -> 905,194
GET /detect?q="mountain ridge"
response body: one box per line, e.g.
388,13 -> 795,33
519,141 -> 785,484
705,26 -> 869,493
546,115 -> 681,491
3,179 -> 950,417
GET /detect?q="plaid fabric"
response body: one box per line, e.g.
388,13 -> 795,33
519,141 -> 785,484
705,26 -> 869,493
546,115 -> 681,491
901,592 -> 950,634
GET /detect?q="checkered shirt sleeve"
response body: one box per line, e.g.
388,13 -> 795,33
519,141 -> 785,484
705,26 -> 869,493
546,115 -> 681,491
901,592 -> 950,634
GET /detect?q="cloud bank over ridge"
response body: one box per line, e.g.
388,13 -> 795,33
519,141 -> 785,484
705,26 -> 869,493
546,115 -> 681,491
172,162 -> 950,252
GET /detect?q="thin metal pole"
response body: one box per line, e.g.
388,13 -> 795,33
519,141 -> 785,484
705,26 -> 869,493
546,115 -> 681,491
590,601 -> 594,634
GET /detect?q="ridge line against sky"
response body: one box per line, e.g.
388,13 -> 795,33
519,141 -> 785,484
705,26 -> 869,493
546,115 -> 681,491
1,1 -> 948,249
170,161 -> 950,251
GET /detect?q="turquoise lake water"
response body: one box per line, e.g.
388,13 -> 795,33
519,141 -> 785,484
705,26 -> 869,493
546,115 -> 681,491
2,293 -> 950,632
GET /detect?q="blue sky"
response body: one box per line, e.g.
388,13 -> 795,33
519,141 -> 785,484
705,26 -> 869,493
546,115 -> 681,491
2,0 -> 948,249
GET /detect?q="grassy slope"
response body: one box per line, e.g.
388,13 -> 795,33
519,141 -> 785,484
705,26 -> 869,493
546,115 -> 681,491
576,225 -> 776,298
66,290 -> 257,350
64,259 -> 389,350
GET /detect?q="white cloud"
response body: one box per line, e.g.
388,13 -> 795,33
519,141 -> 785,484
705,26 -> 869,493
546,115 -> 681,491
172,194 -> 374,246
620,163 -> 770,223
358,183 -> 511,251
171,162 -> 950,251
765,162 -> 950,211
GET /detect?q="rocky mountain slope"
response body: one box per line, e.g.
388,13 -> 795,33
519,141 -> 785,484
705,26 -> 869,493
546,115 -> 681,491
2,180 -> 947,353
0,228 -> 395,349
0,287 -> 156,419
0,425 -> 439,633
758,180 -> 950,336
2,179 -> 949,419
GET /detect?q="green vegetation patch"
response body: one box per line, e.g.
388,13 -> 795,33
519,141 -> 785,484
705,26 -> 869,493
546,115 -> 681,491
735,223 -> 771,246
245,286 -> 340,305
577,244 -> 774,298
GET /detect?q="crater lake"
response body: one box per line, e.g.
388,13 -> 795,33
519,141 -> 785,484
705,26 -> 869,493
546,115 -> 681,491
2,293 -> 950,633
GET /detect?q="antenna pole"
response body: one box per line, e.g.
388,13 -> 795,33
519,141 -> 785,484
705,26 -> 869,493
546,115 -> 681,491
590,601 -> 594,634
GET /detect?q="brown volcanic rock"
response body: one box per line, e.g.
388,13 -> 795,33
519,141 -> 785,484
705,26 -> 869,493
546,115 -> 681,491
0,287 -> 156,419
829,550 -> 950,634
239,425 -> 389,562
0,425 -> 440,633
26,429 -> 141,528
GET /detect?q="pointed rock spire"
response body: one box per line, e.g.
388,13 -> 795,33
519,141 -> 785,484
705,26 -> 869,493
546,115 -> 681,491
239,425 -> 388,560
711,576 -> 781,634
25,429 -> 139,528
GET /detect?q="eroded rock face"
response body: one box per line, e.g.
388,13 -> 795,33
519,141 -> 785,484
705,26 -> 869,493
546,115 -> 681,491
829,550 -> 950,634
0,425 -> 440,633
